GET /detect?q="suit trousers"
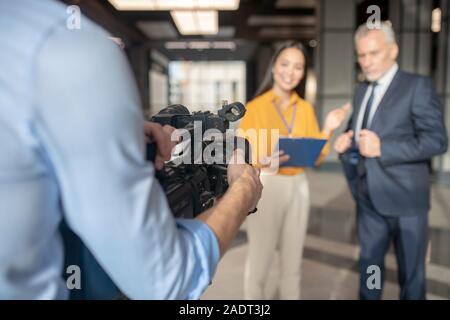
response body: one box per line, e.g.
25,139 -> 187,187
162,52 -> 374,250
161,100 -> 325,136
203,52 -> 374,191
357,176 -> 428,300
244,172 -> 309,300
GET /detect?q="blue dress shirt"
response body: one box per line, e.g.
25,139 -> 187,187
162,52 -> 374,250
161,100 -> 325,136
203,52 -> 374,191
0,0 -> 219,299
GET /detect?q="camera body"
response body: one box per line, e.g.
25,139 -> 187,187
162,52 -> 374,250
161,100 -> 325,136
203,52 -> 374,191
147,102 -> 251,218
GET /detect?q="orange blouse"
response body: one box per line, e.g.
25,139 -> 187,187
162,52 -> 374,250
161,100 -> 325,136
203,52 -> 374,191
238,89 -> 330,176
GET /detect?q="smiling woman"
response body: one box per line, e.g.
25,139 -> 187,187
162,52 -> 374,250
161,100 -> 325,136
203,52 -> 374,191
238,41 -> 350,300
253,41 -> 308,100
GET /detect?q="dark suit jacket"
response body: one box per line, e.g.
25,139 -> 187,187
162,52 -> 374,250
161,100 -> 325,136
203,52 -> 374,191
340,70 -> 448,217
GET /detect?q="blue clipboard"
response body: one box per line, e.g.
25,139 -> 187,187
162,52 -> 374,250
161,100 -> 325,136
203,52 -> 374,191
275,138 -> 327,167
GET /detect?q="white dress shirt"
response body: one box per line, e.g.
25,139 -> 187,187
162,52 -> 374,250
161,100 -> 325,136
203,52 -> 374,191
355,63 -> 399,142
0,0 -> 219,299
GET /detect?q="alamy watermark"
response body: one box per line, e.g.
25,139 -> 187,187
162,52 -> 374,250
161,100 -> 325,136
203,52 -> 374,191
168,123 -> 282,174
366,265 -> 381,290
366,5 -> 381,29
66,265 -> 81,290
66,5 -> 81,30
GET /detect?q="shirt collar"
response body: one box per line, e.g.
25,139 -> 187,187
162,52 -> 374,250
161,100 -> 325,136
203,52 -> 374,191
269,89 -> 300,109
375,63 -> 399,87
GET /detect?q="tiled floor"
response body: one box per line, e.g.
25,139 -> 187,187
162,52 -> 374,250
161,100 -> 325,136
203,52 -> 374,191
202,170 -> 450,300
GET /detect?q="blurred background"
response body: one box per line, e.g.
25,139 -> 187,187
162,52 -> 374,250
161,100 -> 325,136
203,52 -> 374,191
60,0 -> 450,299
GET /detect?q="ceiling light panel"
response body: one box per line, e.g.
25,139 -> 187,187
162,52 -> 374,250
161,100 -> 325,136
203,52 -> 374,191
171,11 -> 197,34
108,0 -> 155,10
170,10 -> 218,35
196,10 -> 218,34
108,0 -> 239,10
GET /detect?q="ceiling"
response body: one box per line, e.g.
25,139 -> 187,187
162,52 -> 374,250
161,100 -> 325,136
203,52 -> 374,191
62,0 -> 317,61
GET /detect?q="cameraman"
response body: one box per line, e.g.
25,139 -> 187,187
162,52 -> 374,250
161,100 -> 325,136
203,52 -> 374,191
0,0 -> 262,299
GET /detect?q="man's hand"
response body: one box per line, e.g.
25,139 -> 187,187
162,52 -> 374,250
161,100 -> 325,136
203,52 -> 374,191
195,149 -> 263,257
334,130 -> 354,154
359,129 -> 381,158
323,103 -> 351,136
227,149 -> 263,212
144,122 -> 177,170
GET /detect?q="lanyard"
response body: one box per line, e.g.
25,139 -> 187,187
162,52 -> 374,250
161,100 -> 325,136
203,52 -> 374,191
273,101 -> 297,138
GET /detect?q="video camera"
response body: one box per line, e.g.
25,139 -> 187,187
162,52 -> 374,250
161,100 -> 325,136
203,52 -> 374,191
61,102 -> 252,300
146,101 -> 251,218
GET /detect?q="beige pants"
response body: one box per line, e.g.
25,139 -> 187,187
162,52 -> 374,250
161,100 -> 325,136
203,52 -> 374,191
244,173 -> 310,300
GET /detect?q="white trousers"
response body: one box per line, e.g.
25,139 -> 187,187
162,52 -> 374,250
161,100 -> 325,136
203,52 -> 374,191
244,173 -> 310,300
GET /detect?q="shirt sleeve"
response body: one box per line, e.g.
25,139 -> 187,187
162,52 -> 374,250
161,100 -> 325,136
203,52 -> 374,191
32,21 -> 219,299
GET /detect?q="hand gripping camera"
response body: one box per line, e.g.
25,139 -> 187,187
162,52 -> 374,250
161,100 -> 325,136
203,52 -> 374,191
146,101 -> 252,218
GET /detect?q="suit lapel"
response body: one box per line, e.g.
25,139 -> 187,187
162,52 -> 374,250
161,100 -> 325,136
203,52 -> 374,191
369,70 -> 403,130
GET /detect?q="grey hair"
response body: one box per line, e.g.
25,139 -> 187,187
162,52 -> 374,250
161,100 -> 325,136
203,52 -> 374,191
354,21 -> 397,45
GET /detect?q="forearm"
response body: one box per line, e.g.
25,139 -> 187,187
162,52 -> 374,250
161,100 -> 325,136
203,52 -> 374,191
316,131 -> 331,165
195,181 -> 252,257
321,129 -> 332,138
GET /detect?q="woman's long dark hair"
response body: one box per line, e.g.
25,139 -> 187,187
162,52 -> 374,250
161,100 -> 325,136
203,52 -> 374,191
253,40 -> 309,99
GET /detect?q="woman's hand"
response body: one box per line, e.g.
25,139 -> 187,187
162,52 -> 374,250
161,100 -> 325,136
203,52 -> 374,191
323,103 -> 351,136
260,150 -> 290,169
333,130 -> 354,154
